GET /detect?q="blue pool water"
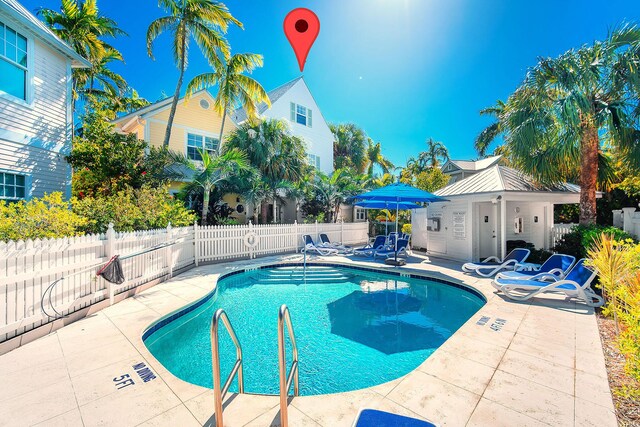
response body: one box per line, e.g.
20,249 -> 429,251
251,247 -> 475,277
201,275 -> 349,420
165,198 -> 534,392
144,265 -> 484,396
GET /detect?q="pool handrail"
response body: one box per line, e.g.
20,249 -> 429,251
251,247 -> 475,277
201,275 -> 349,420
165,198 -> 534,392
211,308 -> 244,427
278,304 -> 299,427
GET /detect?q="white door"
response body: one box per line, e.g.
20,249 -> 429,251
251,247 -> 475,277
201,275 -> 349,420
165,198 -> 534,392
478,203 -> 497,260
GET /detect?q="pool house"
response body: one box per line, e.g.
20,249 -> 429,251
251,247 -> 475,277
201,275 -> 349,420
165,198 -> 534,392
412,165 -> 589,262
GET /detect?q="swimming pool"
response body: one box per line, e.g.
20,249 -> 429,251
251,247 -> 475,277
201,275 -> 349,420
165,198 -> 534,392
143,264 -> 485,396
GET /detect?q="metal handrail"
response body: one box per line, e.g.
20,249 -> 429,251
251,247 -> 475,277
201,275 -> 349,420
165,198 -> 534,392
278,304 -> 299,427
211,309 -> 244,427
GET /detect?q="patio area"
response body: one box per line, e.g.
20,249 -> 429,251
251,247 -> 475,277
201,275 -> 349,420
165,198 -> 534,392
0,253 -> 617,427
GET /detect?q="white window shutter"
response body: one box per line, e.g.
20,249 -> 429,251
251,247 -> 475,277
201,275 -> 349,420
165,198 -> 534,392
307,109 -> 312,127
290,102 -> 296,121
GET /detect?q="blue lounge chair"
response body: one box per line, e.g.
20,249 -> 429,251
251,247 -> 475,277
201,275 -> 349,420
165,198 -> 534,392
352,409 -> 438,427
461,248 -> 530,277
353,235 -> 387,257
319,233 -> 352,253
373,239 -> 409,260
493,254 -> 575,286
492,258 -> 603,307
301,235 -> 339,256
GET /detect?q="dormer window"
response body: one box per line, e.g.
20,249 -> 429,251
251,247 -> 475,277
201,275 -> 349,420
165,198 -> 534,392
290,102 -> 312,127
0,21 -> 28,101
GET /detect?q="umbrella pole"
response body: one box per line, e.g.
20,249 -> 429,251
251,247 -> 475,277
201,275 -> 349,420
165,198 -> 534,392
395,201 -> 399,262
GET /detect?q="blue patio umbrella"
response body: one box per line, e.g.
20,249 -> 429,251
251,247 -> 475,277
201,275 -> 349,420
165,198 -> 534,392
354,183 -> 448,265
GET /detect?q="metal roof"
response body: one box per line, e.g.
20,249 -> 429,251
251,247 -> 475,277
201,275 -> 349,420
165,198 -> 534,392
232,76 -> 303,123
0,0 -> 90,67
444,155 -> 502,172
435,165 -> 581,197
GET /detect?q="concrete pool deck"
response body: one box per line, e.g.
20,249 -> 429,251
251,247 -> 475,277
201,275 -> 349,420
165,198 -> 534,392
0,254 -> 617,427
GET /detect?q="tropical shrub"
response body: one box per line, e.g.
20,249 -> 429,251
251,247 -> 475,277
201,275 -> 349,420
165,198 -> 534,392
0,193 -> 87,241
68,105 -> 180,197
402,224 -> 412,235
72,186 -> 196,233
303,212 -> 325,224
553,224 -> 634,259
587,234 -> 640,386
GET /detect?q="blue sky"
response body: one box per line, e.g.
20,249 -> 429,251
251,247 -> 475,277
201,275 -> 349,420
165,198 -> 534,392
23,0 -> 640,167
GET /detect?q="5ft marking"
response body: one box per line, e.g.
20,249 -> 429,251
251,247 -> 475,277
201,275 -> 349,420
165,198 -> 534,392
113,374 -> 135,390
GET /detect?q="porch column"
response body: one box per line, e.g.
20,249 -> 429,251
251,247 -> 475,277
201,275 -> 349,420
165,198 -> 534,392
500,197 -> 507,259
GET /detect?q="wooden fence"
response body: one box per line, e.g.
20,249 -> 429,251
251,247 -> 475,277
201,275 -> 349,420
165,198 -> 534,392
0,221 -> 368,343
551,223 -> 577,247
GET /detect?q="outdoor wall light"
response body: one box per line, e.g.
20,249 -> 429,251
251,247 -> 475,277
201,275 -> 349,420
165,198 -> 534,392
514,207 -> 521,213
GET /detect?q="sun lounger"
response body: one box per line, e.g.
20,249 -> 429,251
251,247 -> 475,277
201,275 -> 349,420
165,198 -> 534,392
461,248 -> 530,277
319,233 -> 352,253
492,258 -> 603,306
352,409 -> 438,427
373,239 -> 409,260
301,235 -> 339,256
353,235 -> 387,257
493,254 -> 575,286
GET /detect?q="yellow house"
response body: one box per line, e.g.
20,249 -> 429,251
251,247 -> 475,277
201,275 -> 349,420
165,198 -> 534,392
112,90 -> 251,221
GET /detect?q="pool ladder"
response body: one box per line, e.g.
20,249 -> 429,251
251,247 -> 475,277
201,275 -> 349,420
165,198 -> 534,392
210,305 -> 299,427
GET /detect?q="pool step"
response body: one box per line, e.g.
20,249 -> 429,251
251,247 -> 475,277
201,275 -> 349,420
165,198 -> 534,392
251,267 -> 353,284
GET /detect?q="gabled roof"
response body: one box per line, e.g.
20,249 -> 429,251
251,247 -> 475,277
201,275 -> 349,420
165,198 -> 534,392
443,155 -> 502,172
435,165 -> 580,197
232,76 -> 303,123
112,89 -> 214,124
0,0 -> 90,67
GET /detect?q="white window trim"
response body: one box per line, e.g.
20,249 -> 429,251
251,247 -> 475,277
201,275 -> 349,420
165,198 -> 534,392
184,129 -> 220,160
290,102 -> 312,128
0,169 -> 31,201
0,20 -> 34,107
355,207 -> 366,221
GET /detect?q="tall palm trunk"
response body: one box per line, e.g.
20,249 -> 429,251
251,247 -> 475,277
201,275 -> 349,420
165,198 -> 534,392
163,30 -> 187,147
201,186 -> 211,225
218,105 -> 228,152
261,201 -> 268,224
272,196 -> 277,223
579,120 -> 599,225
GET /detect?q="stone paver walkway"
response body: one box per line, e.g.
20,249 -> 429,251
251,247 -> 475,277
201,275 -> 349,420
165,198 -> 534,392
0,254 -> 617,426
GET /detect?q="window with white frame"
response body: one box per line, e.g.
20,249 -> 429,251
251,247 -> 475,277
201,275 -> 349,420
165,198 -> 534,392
290,102 -> 312,127
187,133 -> 219,160
0,171 -> 26,200
308,154 -> 320,169
355,207 -> 366,221
0,22 -> 28,101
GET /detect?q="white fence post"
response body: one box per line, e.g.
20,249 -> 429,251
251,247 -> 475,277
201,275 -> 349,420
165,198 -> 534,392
315,220 -> 319,240
105,223 -> 116,305
294,220 -> 298,252
193,221 -> 199,267
165,223 -> 173,279
248,221 -> 254,259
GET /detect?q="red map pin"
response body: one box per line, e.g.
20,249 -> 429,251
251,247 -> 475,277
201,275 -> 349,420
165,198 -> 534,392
284,8 -> 320,72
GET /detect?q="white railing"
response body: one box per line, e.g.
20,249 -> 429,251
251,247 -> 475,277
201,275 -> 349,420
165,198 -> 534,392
0,220 -> 368,344
551,223 -> 577,247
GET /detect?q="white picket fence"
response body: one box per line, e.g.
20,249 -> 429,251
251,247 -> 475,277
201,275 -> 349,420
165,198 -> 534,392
551,223 -> 577,247
0,221 -> 368,343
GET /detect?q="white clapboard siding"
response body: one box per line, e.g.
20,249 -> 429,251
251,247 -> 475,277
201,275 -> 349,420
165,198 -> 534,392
0,221 -> 368,343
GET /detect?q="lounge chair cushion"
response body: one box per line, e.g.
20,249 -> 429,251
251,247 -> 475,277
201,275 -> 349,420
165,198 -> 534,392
353,409 -> 437,427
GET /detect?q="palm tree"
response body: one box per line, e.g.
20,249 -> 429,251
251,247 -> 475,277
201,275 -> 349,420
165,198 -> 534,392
175,148 -> 254,223
146,0 -> 241,147
500,24 -> 640,224
330,123 -> 367,172
474,101 -> 506,158
186,52 -> 269,147
224,119 -> 307,223
240,179 -> 268,223
39,0 -> 127,107
421,138 -> 449,168
39,0 -> 125,61
364,138 -> 394,176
